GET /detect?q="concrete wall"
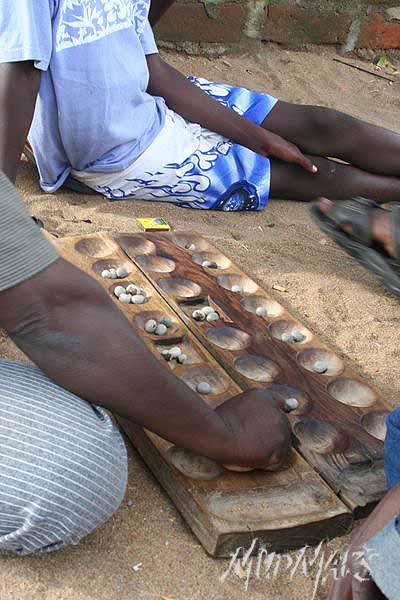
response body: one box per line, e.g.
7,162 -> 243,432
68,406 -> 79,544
154,0 -> 400,54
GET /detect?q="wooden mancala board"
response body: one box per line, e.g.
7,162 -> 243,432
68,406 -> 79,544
53,231 -> 388,557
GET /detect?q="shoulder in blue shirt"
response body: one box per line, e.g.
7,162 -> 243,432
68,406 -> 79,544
0,0 -> 166,191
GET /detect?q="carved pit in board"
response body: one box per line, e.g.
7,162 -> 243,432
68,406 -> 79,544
135,254 -> 176,273
155,336 -> 203,369
75,237 -> 118,258
205,325 -> 251,351
134,310 -> 181,337
269,384 -> 311,415
240,295 -> 284,318
192,251 -> 232,270
109,280 -> 152,303
92,258 -> 133,276
217,273 -> 259,295
297,348 -> 345,377
180,365 -> 230,396
180,297 -> 233,324
167,447 -> 225,480
118,234 -> 156,256
294,419 -> 349,455
328,378 -> 378,408
172,233 -> 212,252
234,354 -> 281,383
158,277 -> 202,299
361,411 -> 389,441
270,320 -> 312,345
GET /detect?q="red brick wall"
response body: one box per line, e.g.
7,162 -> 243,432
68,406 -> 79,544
154,1 -> 400,52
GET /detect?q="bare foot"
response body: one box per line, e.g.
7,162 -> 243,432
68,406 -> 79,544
318,198 -> 396,257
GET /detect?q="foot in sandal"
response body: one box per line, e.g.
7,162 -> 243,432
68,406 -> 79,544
311,197 -> 400,296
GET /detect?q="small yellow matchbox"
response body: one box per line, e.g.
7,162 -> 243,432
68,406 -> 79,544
137,218 -> 171,232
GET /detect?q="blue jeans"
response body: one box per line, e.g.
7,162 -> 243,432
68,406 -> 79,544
363,408 -> 400,600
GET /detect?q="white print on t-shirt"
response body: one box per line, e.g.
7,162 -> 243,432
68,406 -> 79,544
56,0 -> 149,52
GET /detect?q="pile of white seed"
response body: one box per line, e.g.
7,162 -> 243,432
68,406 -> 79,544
144,315 -> 173,336
101,267 -> 129,279
161,346 -> 187,364
114,284 -> 147,305
255,306 -> 269,317
192,306 -> 220,323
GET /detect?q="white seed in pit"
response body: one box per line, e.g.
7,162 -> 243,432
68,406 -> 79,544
192,310 -> 206,321
186,243 -> 196,251
155,324 -> 168,336
313,361 -> 328,374
285,398 -> 299,411
131,294 -> 146,304
196,381 -> 211,395
116,267 -> 129,278
144,319 -> 157,333
231,284 -> 242,293
256,306 -> 268,317
202,306 -> 214,315
161,349 -> 172,361
206,312 -> 219,322
169,347 -> 182,359
119,293 -> 132,303
160,315 -> 173,328
177,354 -> 187,364
126,284 -> 140,294
101,269 -> 111,279
281,333 -> 294,343
202,260 -> 217,269
108,268 -> 118,279
292,331 -> 306,343
114,285 -> 126,298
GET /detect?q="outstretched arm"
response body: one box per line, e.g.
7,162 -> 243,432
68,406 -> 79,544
147,54 -> 317,173
0,175 -> 291,470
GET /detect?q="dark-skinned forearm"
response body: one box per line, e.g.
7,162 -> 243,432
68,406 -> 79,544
147,55 -> 262,151
0,62 -> 40,182
0,258 -> 238,462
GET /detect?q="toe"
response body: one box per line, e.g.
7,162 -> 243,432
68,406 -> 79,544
318,197 -> 335,214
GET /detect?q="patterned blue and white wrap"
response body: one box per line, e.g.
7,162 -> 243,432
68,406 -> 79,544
73,78 -> 278,211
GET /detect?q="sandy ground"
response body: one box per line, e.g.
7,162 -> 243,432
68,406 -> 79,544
1,45 -> 400,600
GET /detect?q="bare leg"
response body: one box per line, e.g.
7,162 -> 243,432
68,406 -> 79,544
264,102 -> 400,177
270,155 -> 400,204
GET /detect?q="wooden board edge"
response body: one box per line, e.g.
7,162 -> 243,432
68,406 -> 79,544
119,418 -> 352,558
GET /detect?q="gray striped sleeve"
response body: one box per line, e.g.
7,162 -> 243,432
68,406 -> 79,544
0,172 -> 59,291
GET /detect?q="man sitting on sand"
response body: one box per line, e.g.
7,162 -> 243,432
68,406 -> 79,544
2,0 -> 400,211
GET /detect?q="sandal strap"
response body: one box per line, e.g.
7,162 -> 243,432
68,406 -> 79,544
392,203 -> 400,260
328,197 -> 379,246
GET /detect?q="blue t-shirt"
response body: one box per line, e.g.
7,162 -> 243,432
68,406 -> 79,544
0,0 -> 166,191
